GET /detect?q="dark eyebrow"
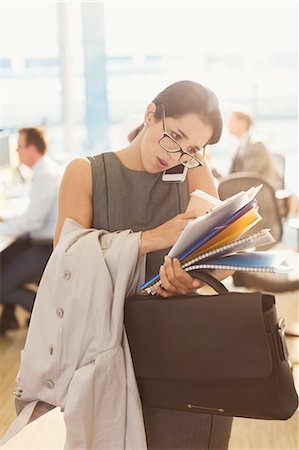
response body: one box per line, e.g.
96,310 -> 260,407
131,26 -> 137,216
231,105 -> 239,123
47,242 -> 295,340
173,126 -> 206,149
176,128 -> 204,149
176,128 -> 189,140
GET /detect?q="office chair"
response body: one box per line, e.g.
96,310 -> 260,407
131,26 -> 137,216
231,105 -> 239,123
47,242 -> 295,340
218,172 -> 299,293
218,172 -> 283,247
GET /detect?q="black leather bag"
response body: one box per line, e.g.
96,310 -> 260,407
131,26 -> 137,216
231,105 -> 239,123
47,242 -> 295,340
124,271 -> 298,420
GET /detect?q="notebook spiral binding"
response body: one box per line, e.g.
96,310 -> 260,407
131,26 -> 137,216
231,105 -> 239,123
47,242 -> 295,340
185,264 -> 276,273
181,229 -> 270,269
142,229 -> 277,296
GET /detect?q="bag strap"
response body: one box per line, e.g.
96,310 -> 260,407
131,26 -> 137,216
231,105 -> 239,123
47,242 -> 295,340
188,270 -> 229,295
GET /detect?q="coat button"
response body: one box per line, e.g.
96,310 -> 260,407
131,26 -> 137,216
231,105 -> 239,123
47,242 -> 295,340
45,380 -> 55,389
56,308 -> 64,318
49,345 -> 54,355
62,269 -> 71,280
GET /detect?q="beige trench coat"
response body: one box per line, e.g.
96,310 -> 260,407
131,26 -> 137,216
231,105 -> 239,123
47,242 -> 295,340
1,219 -> 147,450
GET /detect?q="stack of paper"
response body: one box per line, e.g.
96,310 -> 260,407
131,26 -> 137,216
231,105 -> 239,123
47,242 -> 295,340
141,185 -> 290,295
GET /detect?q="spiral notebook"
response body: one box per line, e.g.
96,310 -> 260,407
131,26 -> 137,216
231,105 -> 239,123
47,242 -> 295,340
168,185 -> 263,259
140,185 -> 290,295
141,200 -> 261,293
183,251 -> 290,274
143,230 -> 290,295
181,228 -> 275,269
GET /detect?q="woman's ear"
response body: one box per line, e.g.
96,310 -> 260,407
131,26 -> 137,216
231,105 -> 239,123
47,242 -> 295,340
144,103 -> 157,126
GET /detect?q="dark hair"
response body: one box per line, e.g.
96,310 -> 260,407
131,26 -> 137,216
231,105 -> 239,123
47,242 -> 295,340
19,127 -> 47,154
128,80 -> 222,144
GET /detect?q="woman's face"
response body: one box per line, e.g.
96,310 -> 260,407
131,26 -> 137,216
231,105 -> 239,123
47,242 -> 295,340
140,108 -> 213,173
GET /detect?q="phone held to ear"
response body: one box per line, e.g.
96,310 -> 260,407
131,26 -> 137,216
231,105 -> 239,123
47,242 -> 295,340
162,164 -> 188,182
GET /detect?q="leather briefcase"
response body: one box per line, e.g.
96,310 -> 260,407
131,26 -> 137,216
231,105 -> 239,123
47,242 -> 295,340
124,271 -> 298,420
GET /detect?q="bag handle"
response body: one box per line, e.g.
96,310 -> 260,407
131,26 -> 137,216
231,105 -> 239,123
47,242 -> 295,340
188,270 -> 229,295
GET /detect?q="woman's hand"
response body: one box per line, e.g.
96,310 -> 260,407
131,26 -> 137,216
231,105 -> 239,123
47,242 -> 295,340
154,256 -> 201,298
155,266 -> 234,298
139,210 -> 202,256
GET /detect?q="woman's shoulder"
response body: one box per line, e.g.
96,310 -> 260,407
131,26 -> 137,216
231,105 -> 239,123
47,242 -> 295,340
66,153 -> 111,166
66,156 -> 91,170
62,157 -> 92,189
87,152 -> 117,169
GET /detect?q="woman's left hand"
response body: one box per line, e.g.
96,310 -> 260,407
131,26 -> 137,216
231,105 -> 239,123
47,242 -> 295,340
154,256 -> 201,298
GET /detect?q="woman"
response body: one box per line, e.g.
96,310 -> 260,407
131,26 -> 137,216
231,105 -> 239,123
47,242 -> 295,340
54,80 -> 233,449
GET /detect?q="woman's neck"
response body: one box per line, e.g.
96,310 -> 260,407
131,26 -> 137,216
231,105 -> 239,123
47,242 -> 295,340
115,138 -> 145,171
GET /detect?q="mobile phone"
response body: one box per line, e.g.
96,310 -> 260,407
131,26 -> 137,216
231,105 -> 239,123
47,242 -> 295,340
162,164 -> 188,182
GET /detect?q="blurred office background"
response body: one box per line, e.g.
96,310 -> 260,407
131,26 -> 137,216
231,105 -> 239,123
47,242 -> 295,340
1,1 -> 298,189
1,3 -> 299,447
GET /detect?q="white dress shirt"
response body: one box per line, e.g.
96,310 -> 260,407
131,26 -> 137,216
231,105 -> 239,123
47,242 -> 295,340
1,155 -> 63,239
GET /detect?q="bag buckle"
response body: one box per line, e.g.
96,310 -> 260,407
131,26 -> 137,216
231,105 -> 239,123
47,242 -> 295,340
277,317 -> 292,368
187,403 -> 224,413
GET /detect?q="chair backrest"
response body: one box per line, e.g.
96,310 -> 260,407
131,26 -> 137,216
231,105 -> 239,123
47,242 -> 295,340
218,172 -> 283,247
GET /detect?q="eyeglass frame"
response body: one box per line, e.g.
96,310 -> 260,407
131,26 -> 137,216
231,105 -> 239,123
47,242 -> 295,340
157,104 -> 206,169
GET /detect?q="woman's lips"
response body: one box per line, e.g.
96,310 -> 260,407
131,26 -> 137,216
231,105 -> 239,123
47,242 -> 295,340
156,157 -> 168,170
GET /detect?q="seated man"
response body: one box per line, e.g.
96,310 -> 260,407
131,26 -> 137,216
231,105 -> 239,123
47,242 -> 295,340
0,127 -> 63,335
212,108 -> 280,189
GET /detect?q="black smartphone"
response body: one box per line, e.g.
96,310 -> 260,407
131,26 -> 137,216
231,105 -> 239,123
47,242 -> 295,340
162,164 -> 188,182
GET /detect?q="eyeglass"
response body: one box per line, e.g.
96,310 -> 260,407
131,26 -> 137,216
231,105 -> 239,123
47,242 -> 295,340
157,104 -> 206,169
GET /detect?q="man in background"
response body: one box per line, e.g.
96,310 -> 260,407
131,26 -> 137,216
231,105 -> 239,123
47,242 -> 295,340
0,127 -> 62,335
214,108 -> 280,189
210,108 -> 280,190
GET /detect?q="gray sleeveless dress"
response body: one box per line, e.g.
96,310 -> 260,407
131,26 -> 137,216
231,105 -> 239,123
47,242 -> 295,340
88,152 -> 189,280
88,152 -> 232,450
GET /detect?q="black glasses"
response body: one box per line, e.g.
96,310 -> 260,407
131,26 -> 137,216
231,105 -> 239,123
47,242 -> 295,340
157,104 -> 206,169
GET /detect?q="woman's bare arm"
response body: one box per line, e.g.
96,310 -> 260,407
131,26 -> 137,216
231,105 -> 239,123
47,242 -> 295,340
187,161 -> 219,198
54,158 -> 93,247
